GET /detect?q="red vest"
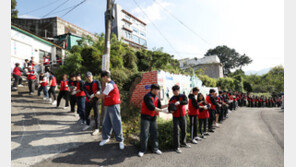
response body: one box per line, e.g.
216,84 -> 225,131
84,81 -> 100,102
40,77 -> 48,86
44,58 -> 49,65
26,71 -> 36,80
206,95 -> 216,110
188,97 -> 199,116
197,103 -> 209,119
13,67 -> 21,76
169,95 -> 186,117
104,81 -> 121,106
51,76 -> 57,86
141,93 -> 159,117
75,81 -> 85,96
60,80 -> 69,91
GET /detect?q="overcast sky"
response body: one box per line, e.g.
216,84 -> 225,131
17,0 -> 284,72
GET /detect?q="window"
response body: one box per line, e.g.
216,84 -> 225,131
139,38 -> 147,46
132,35 -> 139,44
124,14 -> 130,21
140,31 -> 146,37
132,27 -> 138,34
125,31 -> 131,39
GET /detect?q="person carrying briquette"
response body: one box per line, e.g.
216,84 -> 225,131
138,84 -> 168,157
82,72 -> 101,136
197,93 -> 210,139
37,72 -> 49,101
56,74 -> 70,110
68,74 -> 77,113
73,74 -> 86,124
12,63 -> 24,91
26,66 -> 37,95
48,71 -> 57,106
168,85 -> 191,154
206,89 -> 221,133
188,87 -> 202,144
95,71 -> 124,150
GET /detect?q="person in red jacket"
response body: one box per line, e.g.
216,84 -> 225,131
168,85 -> 190,153
197,93 -> 210,138
206,89 -> 220,133
48,71 -> 57,105
37,72 -> 49,101
26,66 -> 37,95
95,71 -> 124,150
56,74 -> 69,109
188,87 -> 201,144
12,63 -> 23,91
138,84 -> 168,157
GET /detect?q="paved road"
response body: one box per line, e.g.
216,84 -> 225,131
31,107 -> 284,167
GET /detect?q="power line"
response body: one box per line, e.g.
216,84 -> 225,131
20,0 -> 61,15
152,0 -> 211,46
132,0 -> 180,57
60,0 -> 87,18
42,0 -> 72,18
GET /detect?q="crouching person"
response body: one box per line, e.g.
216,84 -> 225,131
96,71 -> 124,150
168,85 -> 191,154
138,84 -> 168,157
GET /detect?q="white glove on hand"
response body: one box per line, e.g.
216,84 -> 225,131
162,108 -> 168,113
175,101 -> 180,105
71,91 -> 77,95
96,91 -> 101,95
204,106 -> 208,110
90,94 -> 95,99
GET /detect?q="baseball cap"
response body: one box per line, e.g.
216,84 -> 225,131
86,71 -> 92,77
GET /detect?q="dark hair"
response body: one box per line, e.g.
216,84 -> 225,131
192,87 -> 199,92
209,89 -> 216,94
49,71 -> 54,75
15,63 -> 20,67
25,59 -> 29,62
76,73 -> 81,77
101,70 -> 111,78
197,93 -> 205,102
151,84 -> 160,90
172,85 -> 180,91
219,91 -> 222,94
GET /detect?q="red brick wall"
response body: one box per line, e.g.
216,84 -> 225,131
130,71 -> 158,107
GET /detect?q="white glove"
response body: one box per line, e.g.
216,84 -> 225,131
204,106 -> 208,110
90,94 -> 95,99
162,108 -> 168,113
175,101 -> 180,105
71,91 -> 77,95
96,91 -> 101,95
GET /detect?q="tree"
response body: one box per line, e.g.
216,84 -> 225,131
11,0 -> 18,19
205,45 -> 252,75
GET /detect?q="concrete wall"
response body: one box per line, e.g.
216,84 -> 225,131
193,63 -> 224,78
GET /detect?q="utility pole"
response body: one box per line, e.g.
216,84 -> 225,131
101,0 -> 114,124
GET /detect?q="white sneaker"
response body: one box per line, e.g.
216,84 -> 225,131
63,106 -> 69,110
99,139 -> 110,146
48,98 -> 52,103
138,152 -> 144,157
155,149 -> 162,155
52,100 -> 57,106
192,139 -> 198,144
43,97 -> 47,100
91,129 -> 99,136
119,141 -> 125,150
194,136 -> 202,141
18,84 -> 24,87
12,87 -> 17,91
83,125 -> 90,131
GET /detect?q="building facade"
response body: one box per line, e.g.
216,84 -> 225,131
111,3 -> 147,49
179,55 -> 224,78
11,25 -> 65,72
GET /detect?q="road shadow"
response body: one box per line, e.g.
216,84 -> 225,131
34,142 -> 137,166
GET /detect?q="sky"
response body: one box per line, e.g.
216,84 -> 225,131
16,0 -> 284,72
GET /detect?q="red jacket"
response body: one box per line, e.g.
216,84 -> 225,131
60,80 -> 69,91
50,76 -> 57,86
12,67 -> 22,76
188,94 -> 199,116
206,95 -> 217,110
169,94 -> 188,118
197,102 -> 209,119
26,71 -> 36,80
104,80 -> 121,106
141,92 -> 159,117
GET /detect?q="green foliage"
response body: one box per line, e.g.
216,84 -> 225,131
216,77 -> 234,91
56,52 -> 83,80
11,0 -> 18,19
243,81 -> 253,93
198,75 -> 217,87
205,45 -> 252,75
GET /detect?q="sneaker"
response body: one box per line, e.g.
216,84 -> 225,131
201,134 -> 206,139
18,84 -> 24,87
52,100 -> 57,106
191,139 -> 198,144
204,132 -> 210,136
180,144 -> 191,148
48,98 -> 52,103
43,97 -> 47,100
175,148 -> 182,153
91,129 -> 99,136
82,120 -> 86,125
138,152 -> 144,157
154,149 -> 162,155
209,129 -> 215,133
12,87 -> 17,91
83,125 -> 90,131
29,92 -> 33,95
99,139 -> 110,146
63,106 -> 69,110
46,98 -> 51,103
119,141 -> 125,150
194,136 -> 202,141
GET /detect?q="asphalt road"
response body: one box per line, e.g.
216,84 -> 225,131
31,107 -> 284,167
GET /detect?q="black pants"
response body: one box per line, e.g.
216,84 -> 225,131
173,116 -> 187,149
140,117 -> 159,153
208,109 -> 215,131
219,106 -> 226,122
224,105 -> 228,117
199,118 -> 207,135
13,74 -> 22,87
28,80 -> 35,93
85,100 -> 100,129
57,91 -> 69,107
48,86 -> 56,100
189,115 -> 198,140
70,95 -> 77,112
